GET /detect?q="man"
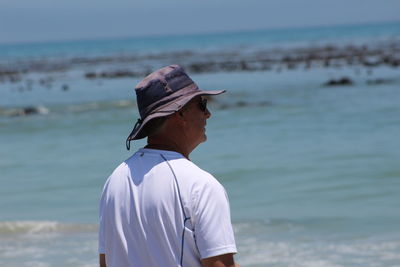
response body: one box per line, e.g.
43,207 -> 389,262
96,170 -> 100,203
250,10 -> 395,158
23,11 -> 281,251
99,65 -> 239,267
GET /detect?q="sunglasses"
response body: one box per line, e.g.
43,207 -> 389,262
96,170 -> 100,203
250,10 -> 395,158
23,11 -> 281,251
199,98 -> 208,112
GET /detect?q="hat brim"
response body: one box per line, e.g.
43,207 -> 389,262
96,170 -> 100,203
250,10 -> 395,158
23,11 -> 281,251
128,89 -> 225,141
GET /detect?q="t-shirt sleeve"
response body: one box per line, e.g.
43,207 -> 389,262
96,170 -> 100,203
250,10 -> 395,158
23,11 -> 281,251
191,178 -> 237,259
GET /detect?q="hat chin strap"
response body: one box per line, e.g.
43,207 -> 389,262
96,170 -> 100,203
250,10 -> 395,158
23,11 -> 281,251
126,118 -> 143,150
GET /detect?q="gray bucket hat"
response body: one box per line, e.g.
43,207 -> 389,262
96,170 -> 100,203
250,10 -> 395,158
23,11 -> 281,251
126,64 -> 225,150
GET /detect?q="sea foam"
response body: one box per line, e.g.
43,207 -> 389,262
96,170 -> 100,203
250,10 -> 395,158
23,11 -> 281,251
0,220 -> 97,235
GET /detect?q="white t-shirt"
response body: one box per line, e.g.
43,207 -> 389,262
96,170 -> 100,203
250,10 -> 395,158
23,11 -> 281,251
99,148 -> 237,267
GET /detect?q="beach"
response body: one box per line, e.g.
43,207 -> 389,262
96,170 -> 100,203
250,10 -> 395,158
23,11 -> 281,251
1,22 -> 400,266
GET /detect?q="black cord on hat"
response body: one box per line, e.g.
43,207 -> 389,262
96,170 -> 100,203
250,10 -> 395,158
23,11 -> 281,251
126,118 -> 142,150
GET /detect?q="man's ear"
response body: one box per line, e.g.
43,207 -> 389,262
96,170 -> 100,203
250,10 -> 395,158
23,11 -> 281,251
176,110 -> 189,127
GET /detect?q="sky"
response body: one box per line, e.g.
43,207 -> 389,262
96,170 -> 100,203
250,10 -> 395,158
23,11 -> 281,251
1,0 -> 399,44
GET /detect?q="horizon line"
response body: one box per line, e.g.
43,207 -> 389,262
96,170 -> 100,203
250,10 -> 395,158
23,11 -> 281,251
1,19 -> 399,46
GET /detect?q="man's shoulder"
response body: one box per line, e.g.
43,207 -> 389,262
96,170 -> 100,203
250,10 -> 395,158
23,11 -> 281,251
172,158 -> 223,189
110,160 -> 131,177
103,161 -> 130,189
173,158 -> 210,177
105,152 -> 142,183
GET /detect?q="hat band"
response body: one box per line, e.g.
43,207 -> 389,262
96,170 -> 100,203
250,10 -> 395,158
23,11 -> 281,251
139,83 -> 199,118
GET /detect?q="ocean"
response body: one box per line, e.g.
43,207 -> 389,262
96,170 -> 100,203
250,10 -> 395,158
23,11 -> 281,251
1,21 -> 400,266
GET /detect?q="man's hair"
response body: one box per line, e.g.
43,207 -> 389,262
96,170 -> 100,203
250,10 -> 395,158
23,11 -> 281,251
143,116 -> 169,137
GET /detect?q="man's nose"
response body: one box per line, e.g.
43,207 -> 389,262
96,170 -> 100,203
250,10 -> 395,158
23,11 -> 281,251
205,108 -> 211,118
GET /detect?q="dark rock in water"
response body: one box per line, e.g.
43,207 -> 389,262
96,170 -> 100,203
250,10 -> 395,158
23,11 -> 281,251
236,101 -> 247,107
0,70 -> 21,83
62,84 -> 69,91
100,70 -> 135,78
23,106 -> 49,115
85,72 -> 97,79
85,70 -> 140,79
382,56 -> 400,67
286,62 -> 297,69
39,77 -> 54,89
9,75 -> 22,83
391,60 -> 400,67
7,105 -> 50,116
323,77 -> 354,87
219,103 -> 230,110
23,107 -> 40,115
240,61 -> 251,71
219,100 -> 271,109
366,78 -> 393,85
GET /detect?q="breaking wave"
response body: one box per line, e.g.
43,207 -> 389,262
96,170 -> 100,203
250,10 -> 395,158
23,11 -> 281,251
0,221 -> 97,235
0,100 -> 134,117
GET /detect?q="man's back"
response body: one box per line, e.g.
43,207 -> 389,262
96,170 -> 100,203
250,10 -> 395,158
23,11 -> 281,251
99,148 -> 236,267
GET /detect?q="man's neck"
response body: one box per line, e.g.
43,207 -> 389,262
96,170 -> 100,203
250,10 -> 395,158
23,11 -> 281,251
145,141 -> 190,159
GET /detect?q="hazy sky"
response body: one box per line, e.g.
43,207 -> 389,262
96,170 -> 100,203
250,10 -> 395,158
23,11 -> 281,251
1,0 -> 399,44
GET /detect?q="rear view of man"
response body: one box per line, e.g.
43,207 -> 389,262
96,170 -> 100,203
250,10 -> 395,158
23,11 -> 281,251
99,65 -> 239,267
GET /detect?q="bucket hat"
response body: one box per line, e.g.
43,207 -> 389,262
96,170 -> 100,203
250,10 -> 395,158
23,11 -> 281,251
126,64 -> 225,150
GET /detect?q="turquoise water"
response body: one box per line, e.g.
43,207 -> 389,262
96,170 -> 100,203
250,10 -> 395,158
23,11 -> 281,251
1,22 -> 400,266
1,21 -> 399,61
